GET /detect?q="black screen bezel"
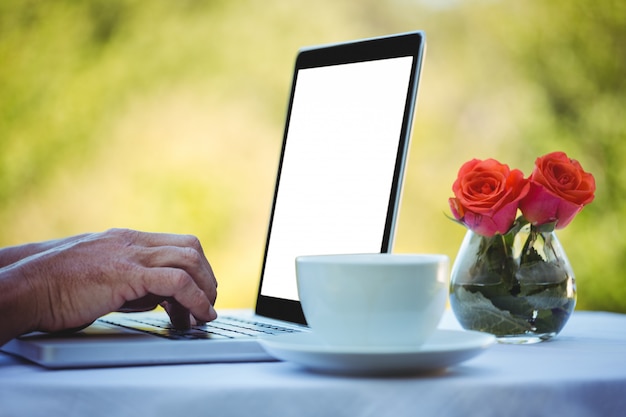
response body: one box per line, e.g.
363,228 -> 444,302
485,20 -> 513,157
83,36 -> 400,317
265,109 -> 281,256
254,31 -> 426,325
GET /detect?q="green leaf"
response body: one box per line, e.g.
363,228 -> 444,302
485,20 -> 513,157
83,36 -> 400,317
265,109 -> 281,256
451,287 -> 532,335
516,261 -> 569,285
521,279 -> 572,310
471,234 -> 518,290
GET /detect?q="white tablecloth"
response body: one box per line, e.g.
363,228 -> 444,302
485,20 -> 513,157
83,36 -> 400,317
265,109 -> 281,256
1,310 -> 625,417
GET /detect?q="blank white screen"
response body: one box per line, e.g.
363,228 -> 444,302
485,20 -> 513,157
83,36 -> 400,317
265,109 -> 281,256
260,56 -> 414,301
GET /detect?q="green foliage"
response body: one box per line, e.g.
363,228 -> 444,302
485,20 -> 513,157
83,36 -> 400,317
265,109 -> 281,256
0,0 -> 624,311
494,0 -> 626,311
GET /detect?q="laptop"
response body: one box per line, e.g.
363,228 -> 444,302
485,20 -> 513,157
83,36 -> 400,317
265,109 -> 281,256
2,31 -> 427,368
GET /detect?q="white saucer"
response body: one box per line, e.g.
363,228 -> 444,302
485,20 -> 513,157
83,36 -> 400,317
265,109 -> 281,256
259,329 -> 495,376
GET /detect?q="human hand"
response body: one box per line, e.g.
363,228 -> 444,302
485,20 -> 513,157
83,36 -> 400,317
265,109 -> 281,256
3,228 -> 217,339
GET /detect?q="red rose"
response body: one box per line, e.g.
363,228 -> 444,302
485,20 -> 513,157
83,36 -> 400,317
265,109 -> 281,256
519,151 -> 596,229
449,158 -> 529,237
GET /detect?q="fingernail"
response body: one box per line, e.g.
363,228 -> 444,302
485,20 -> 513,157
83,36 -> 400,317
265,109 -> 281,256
209,305 -> 218,321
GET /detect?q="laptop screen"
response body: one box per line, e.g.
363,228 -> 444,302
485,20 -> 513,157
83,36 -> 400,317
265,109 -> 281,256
256,32 -> 426,323
261,56 -> 414,301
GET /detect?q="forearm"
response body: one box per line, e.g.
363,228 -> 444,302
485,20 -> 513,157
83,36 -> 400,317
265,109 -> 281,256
0,234 -> 90,268
0,235 -> 84,345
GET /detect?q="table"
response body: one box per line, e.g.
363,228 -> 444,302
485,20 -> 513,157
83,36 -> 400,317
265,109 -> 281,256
1,310 -> 625,417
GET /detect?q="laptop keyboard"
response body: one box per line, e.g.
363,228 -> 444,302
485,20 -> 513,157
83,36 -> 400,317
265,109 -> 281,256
99,315 -> 299,341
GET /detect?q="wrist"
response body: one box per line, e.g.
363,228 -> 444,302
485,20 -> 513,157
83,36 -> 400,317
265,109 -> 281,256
0,263 -> 40,346
0,234 -> 91,268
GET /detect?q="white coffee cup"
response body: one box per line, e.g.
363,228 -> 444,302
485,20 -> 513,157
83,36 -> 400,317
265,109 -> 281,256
295,253 -> 449,348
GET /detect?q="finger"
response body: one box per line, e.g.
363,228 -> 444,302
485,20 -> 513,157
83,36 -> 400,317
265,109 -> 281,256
141,267 -> 217,323
109,229 -> 218,290
135,246 -> 217,304
161,300 -> 209,328
162,299 -> 191,330
161,298 -> 207,329
131,231 -> 201,248
191,316 -> 207,326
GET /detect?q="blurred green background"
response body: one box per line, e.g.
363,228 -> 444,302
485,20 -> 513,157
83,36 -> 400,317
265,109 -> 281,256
1,0 -> 624,311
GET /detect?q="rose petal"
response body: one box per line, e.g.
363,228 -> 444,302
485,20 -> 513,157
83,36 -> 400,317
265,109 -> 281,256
450,159 -> 529,236
520,152 -> 595,228
520,181 -> 583,229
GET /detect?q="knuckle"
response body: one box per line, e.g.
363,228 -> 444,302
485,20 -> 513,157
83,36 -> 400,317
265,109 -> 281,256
106,227 -> 127,236
170,272 -> 209,307
183,234 -> 203,251
104,228 -> 137,244
169,269 -> 194,289
180,246 -> 202,265
192,286 -> 209,305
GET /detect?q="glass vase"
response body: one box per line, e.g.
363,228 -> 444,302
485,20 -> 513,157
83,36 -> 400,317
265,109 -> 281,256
449,223 -> 576,344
